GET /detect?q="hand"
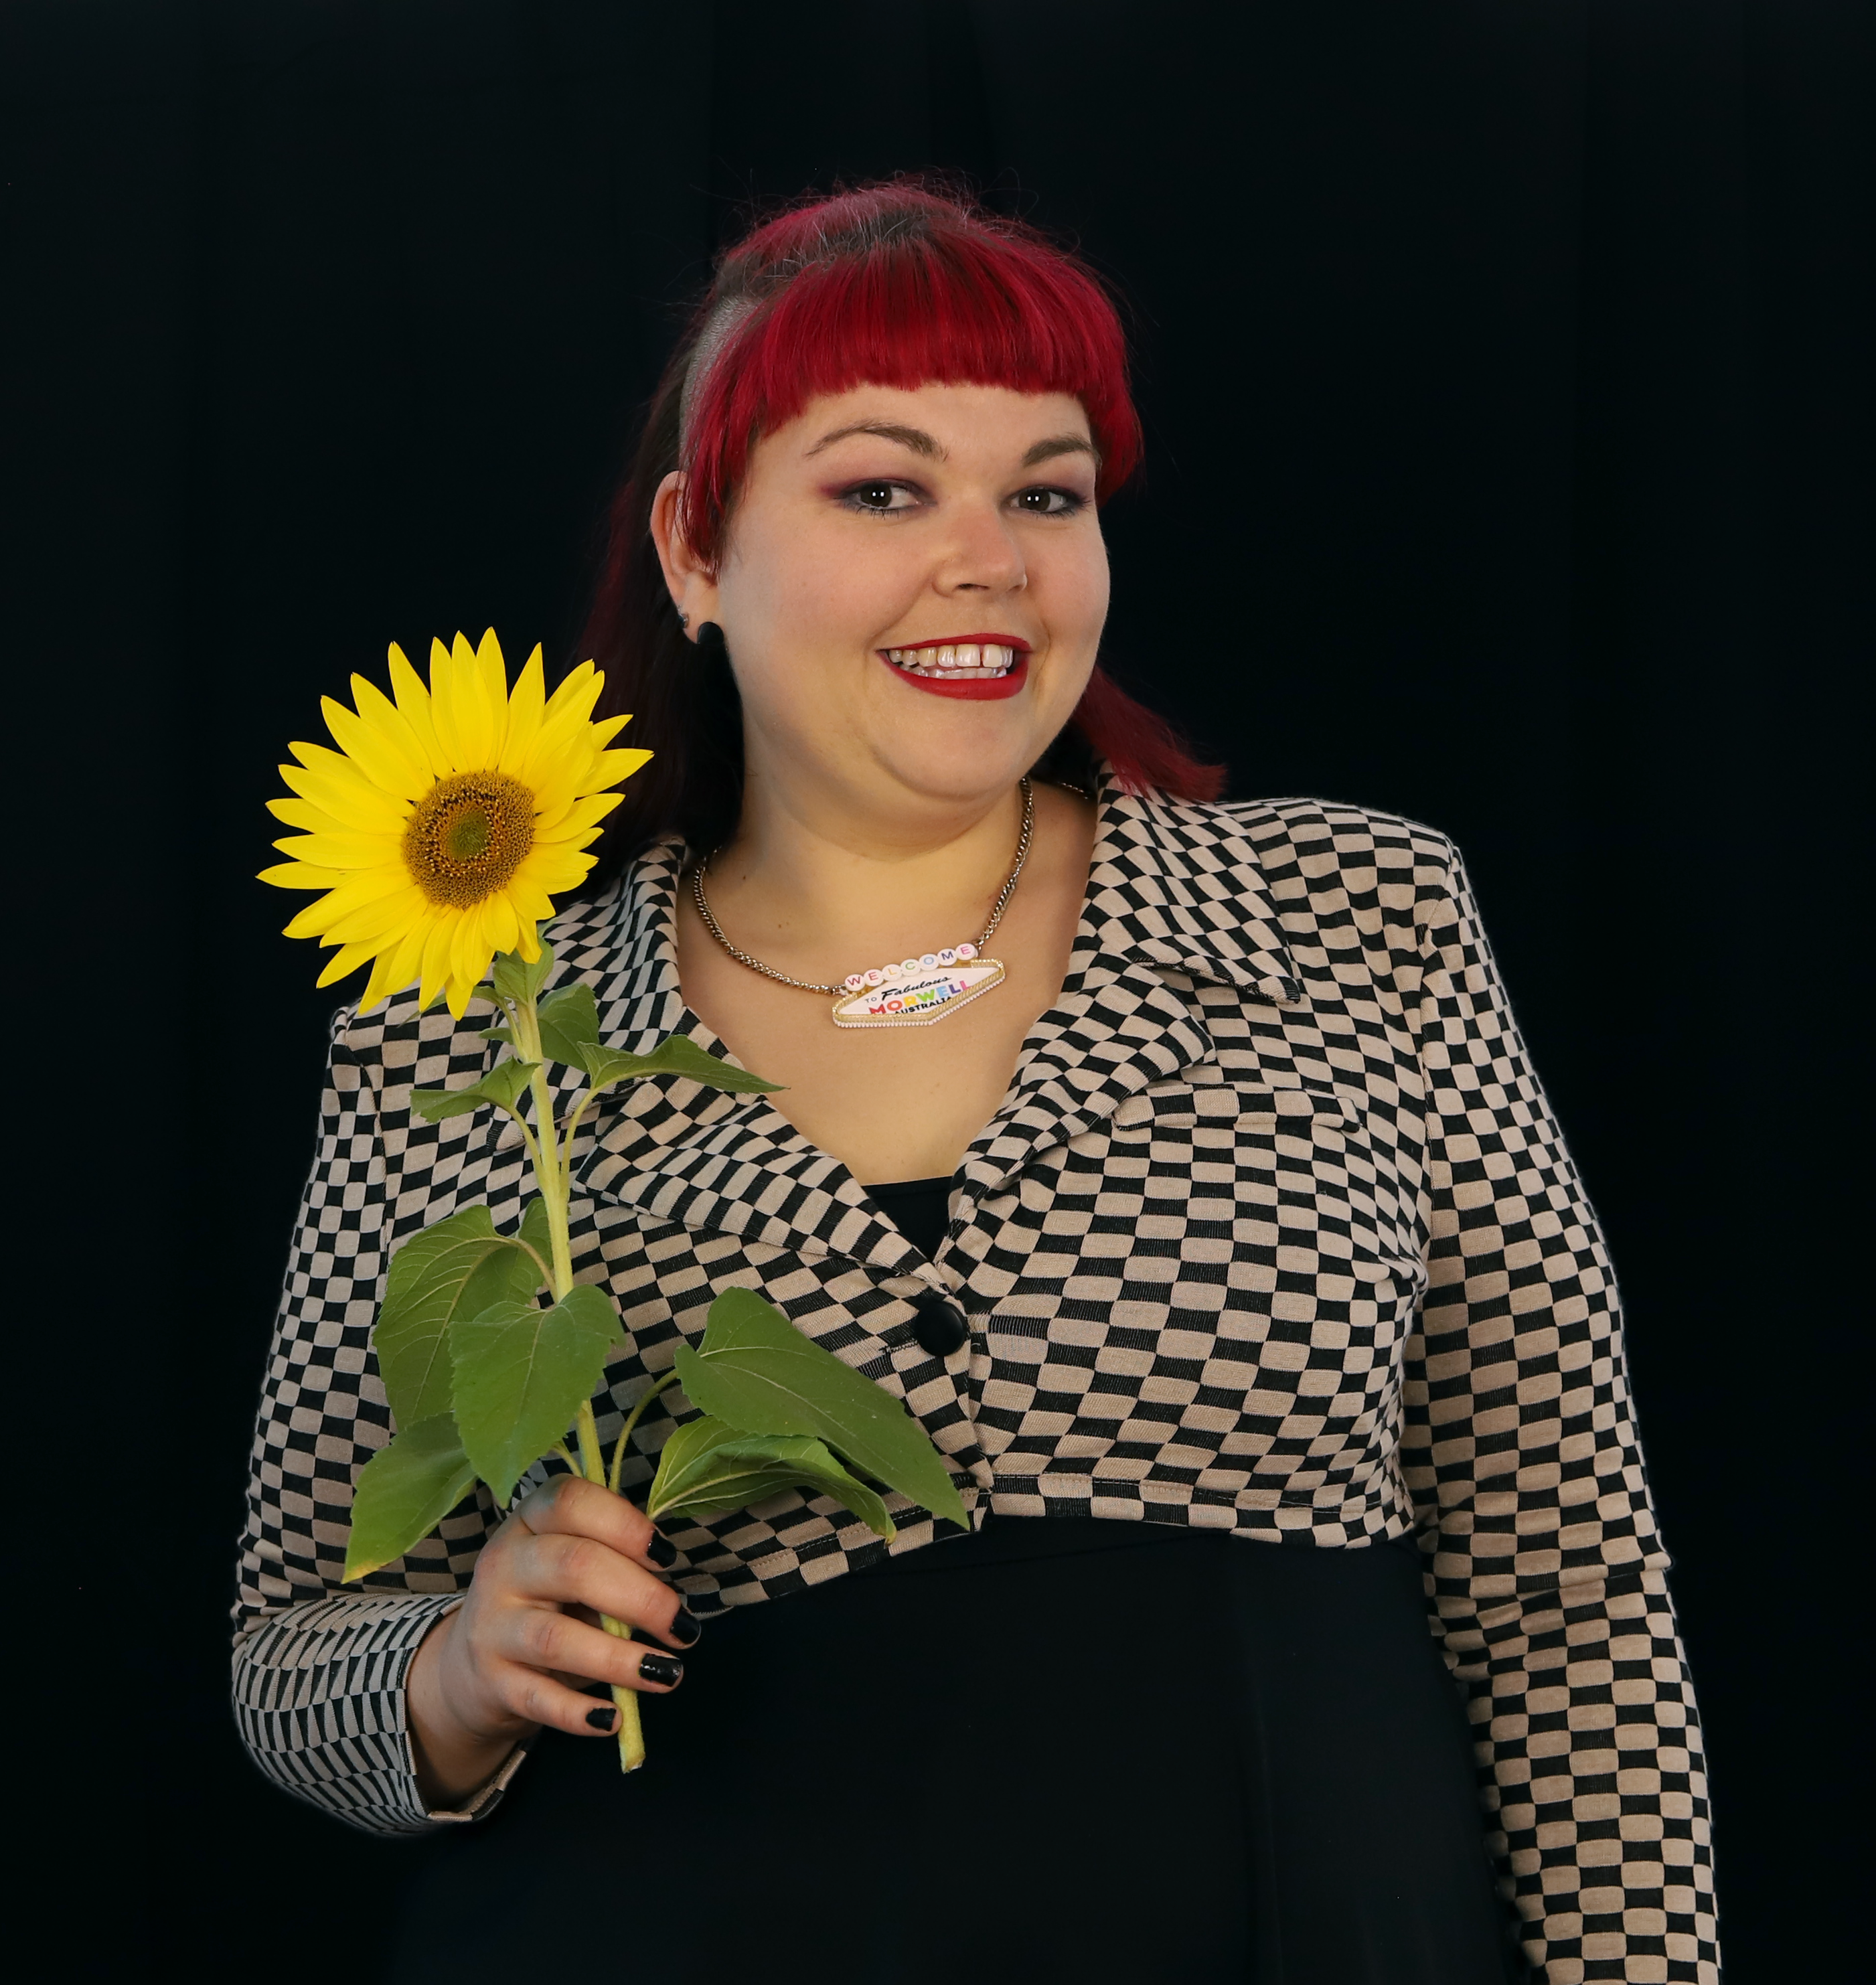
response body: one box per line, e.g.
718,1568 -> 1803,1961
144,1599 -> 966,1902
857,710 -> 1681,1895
405,1474 -> 697,1808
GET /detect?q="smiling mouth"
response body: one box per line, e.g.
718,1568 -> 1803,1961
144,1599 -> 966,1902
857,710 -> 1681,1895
881,639 -> 1026,680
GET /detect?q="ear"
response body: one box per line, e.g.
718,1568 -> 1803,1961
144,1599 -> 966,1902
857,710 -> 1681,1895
649,471 -> 720,637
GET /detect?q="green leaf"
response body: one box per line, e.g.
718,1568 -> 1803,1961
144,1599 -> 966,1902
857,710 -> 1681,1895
578,1032 -> 784,1099
409,1054 -> 538,1123
647,1415 -> 896,1536
536,982 -> 601,1067
450,1283 -> 620,1505
673,1288 -> 968,1529
378,1204 -> 552,1425
378,1207 -> 505,1425
457,1197 -> 551,1319
492,942 -> 556,1008
343,1415 -> 478,1582
477,1026 -> 516,1046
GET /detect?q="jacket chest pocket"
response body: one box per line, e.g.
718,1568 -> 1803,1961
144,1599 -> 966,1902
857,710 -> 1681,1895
1091,1079 -> 1426,1344
1103,1079 -> 1413,1278
973,1081 -> 1425,1479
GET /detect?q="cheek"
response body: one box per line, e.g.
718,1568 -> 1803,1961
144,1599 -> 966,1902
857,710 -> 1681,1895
1036,529 -> 1111,651
723,517 -> 916,658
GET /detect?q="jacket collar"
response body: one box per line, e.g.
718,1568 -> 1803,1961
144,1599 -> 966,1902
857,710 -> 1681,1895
570,772 -> 1300,1264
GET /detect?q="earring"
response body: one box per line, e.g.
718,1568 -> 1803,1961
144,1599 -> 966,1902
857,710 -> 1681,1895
678,610 -> 690,629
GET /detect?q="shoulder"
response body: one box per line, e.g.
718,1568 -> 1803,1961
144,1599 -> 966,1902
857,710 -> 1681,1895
1129,789 -> 1465,912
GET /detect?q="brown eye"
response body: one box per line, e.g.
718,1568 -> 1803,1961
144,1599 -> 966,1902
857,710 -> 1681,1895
854,483 -> 897,509
1014,487 -> 1082,515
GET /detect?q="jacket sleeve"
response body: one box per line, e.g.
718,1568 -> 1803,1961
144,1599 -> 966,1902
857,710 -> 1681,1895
1399,845 -> 1719,1984
230,1006 -> 513,1836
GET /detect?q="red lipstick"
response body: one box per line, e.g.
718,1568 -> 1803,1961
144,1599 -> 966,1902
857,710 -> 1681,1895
877,633 -> 1031,702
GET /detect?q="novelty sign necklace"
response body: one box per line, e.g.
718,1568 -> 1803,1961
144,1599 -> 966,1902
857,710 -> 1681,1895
692,778 -> 1034,1030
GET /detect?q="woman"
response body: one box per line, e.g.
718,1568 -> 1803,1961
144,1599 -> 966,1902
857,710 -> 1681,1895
233,187 -> 1717,1984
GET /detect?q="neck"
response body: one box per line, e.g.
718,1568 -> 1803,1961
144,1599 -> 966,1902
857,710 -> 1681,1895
701,765 -> 1031,977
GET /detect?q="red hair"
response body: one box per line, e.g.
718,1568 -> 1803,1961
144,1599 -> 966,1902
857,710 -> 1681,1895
578,184 -> 1222,880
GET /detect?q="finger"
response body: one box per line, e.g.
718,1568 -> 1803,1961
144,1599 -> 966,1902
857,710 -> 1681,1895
513,1473 -> 678,1571
492,1606 -> 688,1696
505,1530 -> 703,1652
490,1654 -> 682,1743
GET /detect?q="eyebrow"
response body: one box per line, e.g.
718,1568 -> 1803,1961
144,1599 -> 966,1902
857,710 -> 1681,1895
801,422 -> 1102,469
1021,433 -> 1099,467
805,422 -> 945,459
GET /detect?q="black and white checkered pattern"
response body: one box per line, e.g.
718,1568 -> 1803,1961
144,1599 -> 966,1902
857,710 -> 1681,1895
232,777 -> 1718,1981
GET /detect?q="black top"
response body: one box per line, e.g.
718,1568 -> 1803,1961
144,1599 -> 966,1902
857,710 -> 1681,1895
391,1186 -> 1524,1984
862,1174 -> 953,1261
394,1520 -> 1522,1984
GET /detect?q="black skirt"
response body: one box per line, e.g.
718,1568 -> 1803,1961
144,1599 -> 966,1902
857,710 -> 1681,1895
393,1518 -> 1525,1984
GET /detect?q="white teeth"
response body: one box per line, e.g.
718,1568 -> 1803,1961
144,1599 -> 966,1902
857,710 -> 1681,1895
885,643 -> 1018,678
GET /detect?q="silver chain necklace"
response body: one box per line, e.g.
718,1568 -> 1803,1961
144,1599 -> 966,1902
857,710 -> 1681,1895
692,778 -> 1034,1030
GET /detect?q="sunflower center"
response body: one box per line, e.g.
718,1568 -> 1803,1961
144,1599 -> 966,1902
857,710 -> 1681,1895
402,772 -> 536,907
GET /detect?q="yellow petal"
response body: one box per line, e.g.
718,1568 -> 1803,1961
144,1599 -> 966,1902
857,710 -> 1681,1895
279,755 -> 411,833
502,874 -> 558,925
519,848 -> 595,896
321,695 -> 432,802
349,673 -> 437,793
475,629 -> 510,722
259,860 -> 349,891
271,832 -> 404,870
541,659 -> 603,726
372,922 -> 429,1007
388,643 -> 451,777
418,915 -> 459,1011
293,877 -> 420,945
266,795 -> 356,835
497,645 -> 546,775
302,880 -> 428,944
432,632 -> 498,771
452,900 -> 495,996
315,940 -> 381,988
482,892 -> 521,959
358,947 -> 408,1014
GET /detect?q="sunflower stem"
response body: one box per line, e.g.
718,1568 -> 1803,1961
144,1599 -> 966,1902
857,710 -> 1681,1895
512,961 -> 647,1776
609,1370 -> 681,1494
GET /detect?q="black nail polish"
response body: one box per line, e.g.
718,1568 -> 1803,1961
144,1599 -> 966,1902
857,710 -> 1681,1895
645,1532 -> 678,1569
639,1652 -> 684,1688
666,1607 -> 702,1647
585,1704 -> 619,1733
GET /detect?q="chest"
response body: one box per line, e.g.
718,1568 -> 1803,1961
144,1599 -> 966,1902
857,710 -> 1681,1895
672,891 -> 1083,1186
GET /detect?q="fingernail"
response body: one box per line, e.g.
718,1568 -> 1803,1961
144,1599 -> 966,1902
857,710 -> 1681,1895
639,1652 -> 684,1688
585,1704 -> 619,1733
666,1607 -> 702,1647
645,1532 -> 678,1569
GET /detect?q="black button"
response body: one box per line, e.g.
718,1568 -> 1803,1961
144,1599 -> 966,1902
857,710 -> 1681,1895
909,1293 -> 969,1357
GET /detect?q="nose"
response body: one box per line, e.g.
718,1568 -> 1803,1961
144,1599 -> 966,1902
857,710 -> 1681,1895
934,497 -> 1027,597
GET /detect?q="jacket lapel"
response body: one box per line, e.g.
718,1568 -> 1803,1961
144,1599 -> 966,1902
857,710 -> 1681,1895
959,778 -> 1302,1198
569,840 -> 922,1270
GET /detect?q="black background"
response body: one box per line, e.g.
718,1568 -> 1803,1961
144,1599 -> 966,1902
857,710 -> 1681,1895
6,1 -> 1869,1977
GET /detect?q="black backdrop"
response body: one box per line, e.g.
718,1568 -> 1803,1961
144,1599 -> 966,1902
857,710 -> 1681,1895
6,1 -> 1869,1978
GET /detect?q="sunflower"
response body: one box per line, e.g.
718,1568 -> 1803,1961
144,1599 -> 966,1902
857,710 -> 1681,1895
260,631 -> 649,1016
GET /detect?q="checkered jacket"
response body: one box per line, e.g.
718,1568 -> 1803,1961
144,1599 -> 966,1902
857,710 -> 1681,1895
232,780 -> 1718,1982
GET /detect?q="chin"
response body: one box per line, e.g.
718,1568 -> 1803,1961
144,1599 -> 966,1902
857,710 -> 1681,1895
866,724 -> 1046,805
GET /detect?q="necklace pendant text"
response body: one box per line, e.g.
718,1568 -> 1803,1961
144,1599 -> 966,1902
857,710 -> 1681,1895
831,957 -> 1006,1028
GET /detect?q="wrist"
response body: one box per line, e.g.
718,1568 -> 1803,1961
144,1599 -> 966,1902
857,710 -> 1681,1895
406,1608 -> 528,1808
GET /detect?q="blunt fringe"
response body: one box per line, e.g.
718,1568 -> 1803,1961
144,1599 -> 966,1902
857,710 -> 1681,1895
578,182 -> 1223,886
